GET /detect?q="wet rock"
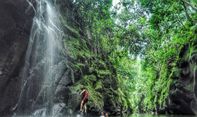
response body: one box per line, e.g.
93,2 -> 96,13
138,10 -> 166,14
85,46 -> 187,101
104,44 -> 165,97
0,0 -> 34,116
166,43 -> 197,115
32,103 -> 66,117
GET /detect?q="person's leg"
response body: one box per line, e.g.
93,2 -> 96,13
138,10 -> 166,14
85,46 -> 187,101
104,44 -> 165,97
80,100 -> 84,112
84,103 -> 87,113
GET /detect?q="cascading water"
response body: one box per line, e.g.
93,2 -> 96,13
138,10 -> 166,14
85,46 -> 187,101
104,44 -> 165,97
13,0 -> 66,116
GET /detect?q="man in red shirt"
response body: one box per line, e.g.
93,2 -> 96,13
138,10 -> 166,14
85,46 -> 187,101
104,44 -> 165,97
80,87 -> 89,113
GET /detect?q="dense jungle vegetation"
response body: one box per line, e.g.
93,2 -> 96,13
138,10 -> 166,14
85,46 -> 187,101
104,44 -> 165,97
61,0 -> 196,115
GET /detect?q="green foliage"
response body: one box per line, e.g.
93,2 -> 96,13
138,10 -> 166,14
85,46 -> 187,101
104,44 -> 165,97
61,0 -> 197,114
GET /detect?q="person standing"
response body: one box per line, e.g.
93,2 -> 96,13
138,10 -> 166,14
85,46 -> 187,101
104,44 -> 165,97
80,87 -> 89,114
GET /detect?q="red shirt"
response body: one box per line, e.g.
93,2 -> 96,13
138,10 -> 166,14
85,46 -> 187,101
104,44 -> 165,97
82,90 -> 89,100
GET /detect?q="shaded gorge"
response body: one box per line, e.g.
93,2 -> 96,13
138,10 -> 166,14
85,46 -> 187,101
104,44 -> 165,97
0,0 -> 196,117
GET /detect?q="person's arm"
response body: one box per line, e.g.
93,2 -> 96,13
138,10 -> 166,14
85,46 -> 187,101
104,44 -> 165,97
80,89 -> 85,95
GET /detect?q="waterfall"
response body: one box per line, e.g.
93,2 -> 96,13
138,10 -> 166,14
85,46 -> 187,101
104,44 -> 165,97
13,0 -> 66,116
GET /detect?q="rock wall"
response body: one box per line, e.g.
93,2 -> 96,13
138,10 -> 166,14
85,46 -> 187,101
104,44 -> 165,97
0,0 -> 82,115
166,43 -> 197,115
0,0 -> 34,116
